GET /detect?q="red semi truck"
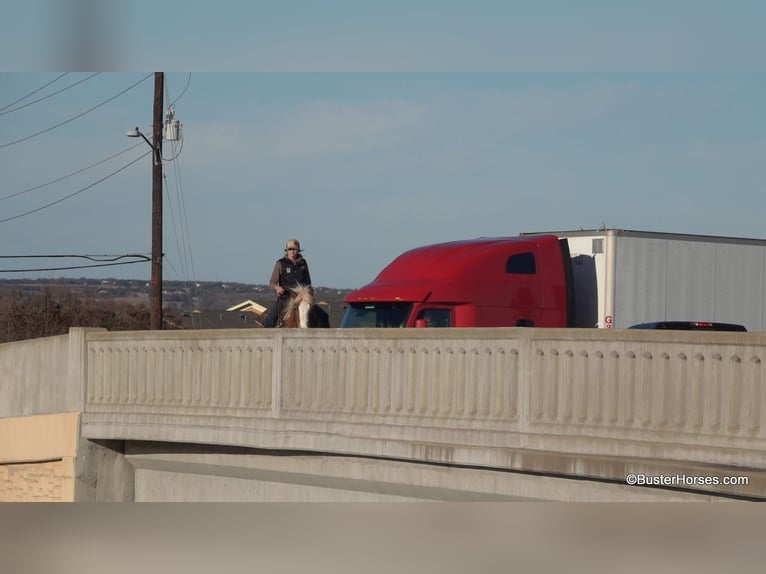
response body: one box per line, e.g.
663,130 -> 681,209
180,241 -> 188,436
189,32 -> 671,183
340,229 -> 766,330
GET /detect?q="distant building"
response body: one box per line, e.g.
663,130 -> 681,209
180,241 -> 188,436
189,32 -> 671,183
226,300 -> 267,315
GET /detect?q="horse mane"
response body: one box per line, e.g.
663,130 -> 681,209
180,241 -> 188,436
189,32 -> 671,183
282,284 -> 314,325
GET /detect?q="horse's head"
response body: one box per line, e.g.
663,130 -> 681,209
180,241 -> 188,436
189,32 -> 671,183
288,284 -> 314,306
282,284 -> 314,328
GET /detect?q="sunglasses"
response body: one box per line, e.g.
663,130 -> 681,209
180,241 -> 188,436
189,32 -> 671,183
287,247 -> 298,251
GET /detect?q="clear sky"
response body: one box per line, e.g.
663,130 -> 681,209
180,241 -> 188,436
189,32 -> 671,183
1,2 -> 765,289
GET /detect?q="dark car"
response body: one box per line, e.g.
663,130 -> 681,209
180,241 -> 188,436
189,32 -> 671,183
629,321 -> 747,332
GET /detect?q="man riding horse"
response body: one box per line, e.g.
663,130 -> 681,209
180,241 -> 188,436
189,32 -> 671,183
265,239 -> 312,328
265,238 -> 331,328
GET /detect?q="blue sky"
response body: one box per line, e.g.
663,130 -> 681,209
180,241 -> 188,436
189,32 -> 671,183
1,3 -> 765,290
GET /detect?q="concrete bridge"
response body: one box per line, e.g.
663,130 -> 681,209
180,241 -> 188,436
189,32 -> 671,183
2,326 -> 765,501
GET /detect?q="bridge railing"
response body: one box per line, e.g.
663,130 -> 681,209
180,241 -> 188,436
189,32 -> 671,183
4,327 -> 766,496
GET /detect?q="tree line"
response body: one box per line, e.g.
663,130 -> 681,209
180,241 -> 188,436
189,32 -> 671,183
0,288 -> 181,343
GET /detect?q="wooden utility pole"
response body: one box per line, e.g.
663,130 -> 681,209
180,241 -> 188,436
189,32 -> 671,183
151,72 -> 164,330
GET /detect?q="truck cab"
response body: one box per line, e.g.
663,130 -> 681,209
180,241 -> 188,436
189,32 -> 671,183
340,236 -> 574,328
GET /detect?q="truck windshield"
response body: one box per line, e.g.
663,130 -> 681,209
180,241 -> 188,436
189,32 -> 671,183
340,302 -> 413,328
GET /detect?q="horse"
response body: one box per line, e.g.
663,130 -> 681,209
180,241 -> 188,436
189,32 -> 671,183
279,284 -> 315,328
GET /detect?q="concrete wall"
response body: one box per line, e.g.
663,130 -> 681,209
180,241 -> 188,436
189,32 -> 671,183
0,412 -> 133,502
3,326 -> 766,500
0,413 -> 79,501
0,327 -> 99,418
0,328 -> 132,502
123,442 -> 714,502
78,327 -> 766,499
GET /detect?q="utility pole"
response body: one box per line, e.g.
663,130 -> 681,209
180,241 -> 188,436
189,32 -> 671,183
151,72 -> 164,330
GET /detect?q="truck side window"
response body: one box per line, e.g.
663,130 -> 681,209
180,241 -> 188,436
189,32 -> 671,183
506,252 -> 536,274
415,308 -> 452,327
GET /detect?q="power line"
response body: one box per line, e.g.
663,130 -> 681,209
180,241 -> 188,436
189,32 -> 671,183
169,73 -> 192,107
0,73 -> 69,113
0,150 -> 151,224
0,73 -> 152,150
0,73 -> 100,116
165,139 -> 196,281
0,253 -> 150,273
0,253 -> 149,260
163,154 -> 198,325
0,141 -> 145,202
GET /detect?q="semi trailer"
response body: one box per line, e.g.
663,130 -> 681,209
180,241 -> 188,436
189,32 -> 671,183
340,229 -> 766,331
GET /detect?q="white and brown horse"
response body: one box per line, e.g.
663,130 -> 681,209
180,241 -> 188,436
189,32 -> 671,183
279,284 -> 315,328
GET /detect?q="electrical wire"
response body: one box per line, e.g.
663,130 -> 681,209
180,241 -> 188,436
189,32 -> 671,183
0,261 -> 148,273
162,255 -> 197,328
0,74 -> 194,288
162,133 -> 184,162
0,141 -> 145,202
169,73 -> 191,107
0,73 -> 100,116
0,73 -> 69,113
161,75 -> 196,324
170,143 -> 196,284
162,143 -> 199,327
163,175 -> 187,280
159,75 -> 188,162
0,253 -> 148,261
0,253 -> 150,273
0,150 -> 151,224
0,73 -> 152,150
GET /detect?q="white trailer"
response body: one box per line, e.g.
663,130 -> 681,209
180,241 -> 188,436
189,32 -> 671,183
523,229 -> 766,331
